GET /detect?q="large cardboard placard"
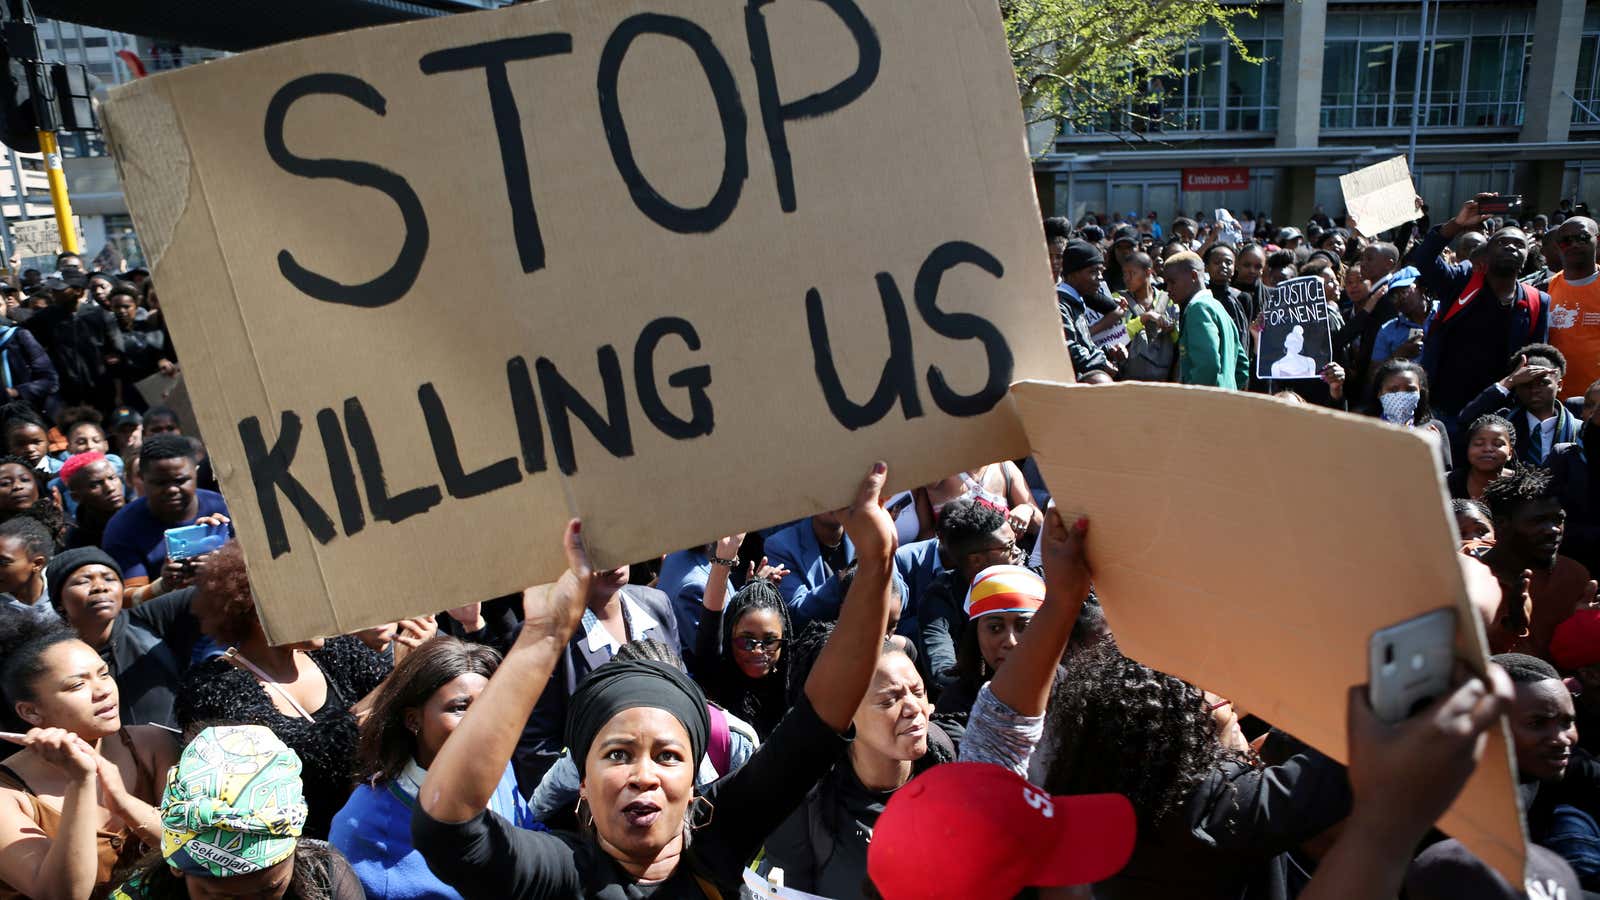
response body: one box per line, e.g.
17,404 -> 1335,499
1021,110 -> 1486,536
1340,155 -> 1422,237
1012,380 -> 1526,883
100,0 -> 1072,641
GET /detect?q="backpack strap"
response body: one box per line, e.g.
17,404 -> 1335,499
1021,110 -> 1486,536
1436,266 -> 1488,326
1523,284 -> 1542,339
707,703 -> 732,775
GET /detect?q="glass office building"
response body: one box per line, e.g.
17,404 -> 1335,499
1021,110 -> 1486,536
1039,1 -> 1600,229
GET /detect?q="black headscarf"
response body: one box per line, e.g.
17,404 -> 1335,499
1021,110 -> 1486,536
566,659 -> 709,779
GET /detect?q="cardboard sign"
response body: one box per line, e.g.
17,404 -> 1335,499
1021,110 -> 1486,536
1340,155 -> 1422,238
100,0 -> 1072,641
134,371 -> 200,440
1012,380 -> 1526,883
1257,275 -> 1333,380
10,216 -> 81,260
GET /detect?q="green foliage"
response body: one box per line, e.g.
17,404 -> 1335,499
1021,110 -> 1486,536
1005,0 -> 1260,139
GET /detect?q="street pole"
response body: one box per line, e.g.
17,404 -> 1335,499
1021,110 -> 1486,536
4,0 -> 78,255
1406,0 -> 1430,172
36,128 -> 76,253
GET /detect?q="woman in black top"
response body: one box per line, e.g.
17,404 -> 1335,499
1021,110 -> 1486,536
46,547 -> 202,729
173,542 -> 390,839
413,463 -> 900,900
692,573 -> 792,740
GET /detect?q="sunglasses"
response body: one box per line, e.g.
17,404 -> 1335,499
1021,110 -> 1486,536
733,636 -> 785,653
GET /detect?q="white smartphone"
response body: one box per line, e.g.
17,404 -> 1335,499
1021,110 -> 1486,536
1367,608 -> 1457,724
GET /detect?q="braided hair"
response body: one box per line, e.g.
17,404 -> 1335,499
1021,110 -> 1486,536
701,581 -> 792,738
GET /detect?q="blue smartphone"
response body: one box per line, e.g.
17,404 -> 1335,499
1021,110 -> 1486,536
164,523 -> 228,561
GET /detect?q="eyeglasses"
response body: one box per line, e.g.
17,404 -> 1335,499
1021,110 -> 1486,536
732,636 -> 786,653
1558,232 -> 1595,246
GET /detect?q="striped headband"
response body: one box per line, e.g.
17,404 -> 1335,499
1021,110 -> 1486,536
964,564 -> 1046,619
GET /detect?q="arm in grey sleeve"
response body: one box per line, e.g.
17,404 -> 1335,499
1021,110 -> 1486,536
956,682 -> 1046,780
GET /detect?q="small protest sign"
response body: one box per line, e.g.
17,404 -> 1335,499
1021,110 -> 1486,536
102,0 -> 1072,641
1340,155 -> 1421,237
1257,275 -> 1332,380
10,216 -> 80,260
1012,379 -> 1527,885
134,371 -> 199,439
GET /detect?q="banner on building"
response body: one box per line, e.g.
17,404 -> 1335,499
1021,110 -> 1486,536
102,0 -> 1072,641
1182,167 -> 1249,192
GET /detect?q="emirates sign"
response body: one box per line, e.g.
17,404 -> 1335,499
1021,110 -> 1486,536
1182,167 -> 1250,191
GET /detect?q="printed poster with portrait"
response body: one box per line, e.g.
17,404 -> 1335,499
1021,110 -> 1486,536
1257,276 -> 1333,380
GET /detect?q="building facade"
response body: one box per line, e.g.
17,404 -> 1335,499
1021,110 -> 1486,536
1037,0 -> 1600,229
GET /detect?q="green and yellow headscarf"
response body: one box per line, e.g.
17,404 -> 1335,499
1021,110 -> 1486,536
158,725 -> 308,878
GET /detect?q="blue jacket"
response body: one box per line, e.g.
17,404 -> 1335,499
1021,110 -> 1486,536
0,325 -> 56,412
1458,383 -> 1581,467
764,520 -> 909,628
331,761 -> 535,900
893,538 -> 944,637
656,549 -> 729,661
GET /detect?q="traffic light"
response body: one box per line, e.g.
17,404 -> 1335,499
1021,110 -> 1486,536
49,62 -> 91,131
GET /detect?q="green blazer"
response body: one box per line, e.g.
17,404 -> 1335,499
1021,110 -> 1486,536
1177,291 -> 1250,389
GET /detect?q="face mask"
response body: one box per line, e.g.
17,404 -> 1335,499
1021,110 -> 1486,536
1380,390 -> 1421,426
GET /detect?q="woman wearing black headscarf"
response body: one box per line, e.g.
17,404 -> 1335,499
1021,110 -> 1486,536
412,464 -> 900,899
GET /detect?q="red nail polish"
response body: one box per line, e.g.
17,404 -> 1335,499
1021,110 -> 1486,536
1074,517 -> 1089,530
873,461 -> 886,475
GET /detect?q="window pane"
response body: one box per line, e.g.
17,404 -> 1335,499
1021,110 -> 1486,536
1463,35 -> 1503,126
1424,38 -> 1465,126
1358,41 -> 1395,127
1392,39 -> 1419,126
1322,41 -> 1358,127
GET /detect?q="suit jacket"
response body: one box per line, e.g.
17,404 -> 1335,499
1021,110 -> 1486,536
1178,291 -> 1250,389
765,519 -> 910,629
1458,383 -> 1581,468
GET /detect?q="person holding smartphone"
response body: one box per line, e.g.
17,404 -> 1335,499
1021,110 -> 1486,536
98,435 -> 230,605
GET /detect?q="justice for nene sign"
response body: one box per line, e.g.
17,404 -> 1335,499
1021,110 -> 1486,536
102,0 -> 1071,641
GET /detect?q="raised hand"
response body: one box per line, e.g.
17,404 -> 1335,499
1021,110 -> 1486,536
1040,507 -> 1091,606
841,462 -> 896,562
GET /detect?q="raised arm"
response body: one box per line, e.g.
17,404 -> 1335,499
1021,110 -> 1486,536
987,509 -> 1091,717
804,463 -> 898,731
417,524 -> 588,825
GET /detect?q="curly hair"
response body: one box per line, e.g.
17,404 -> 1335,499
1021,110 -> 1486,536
1512,342 -> 1566,376
1043,643 -> 1239,826
194,540 -> 258,645
0,614 -> 77,730
356,635 -> 500,785
936,498 -> 1007,558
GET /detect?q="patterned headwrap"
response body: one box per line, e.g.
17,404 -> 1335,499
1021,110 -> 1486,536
963,564 -> 1047,619
159,725 -> 307,878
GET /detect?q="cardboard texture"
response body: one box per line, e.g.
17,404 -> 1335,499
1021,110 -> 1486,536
11,216 -> 81,260
1011,380 -> 1528,883
134,371 -> 200,440
1256,275 -> 1333,380
99,0 -> 1071,642
1340,155 -> 1422,237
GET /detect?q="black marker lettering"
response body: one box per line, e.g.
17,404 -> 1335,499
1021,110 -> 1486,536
536,348 -> 635,475
915,241 -> 1014,417
238,413 -> 336,558
315,408 -> 366,538
264,74 -> 429,307
634,316 -> 714,439
597,14 -> 748,232
507,356 -> 548,473
343,397 -> 443,523
806,273 -> 921,430
418,383 -> 522,499
419,35 -> 574,274
745,0 -> 880,211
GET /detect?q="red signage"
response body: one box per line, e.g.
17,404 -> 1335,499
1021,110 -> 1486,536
1182,167 -> 1250,192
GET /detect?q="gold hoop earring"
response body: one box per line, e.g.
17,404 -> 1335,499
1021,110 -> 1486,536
574,796 -> 594,829
689,794 -> 714,830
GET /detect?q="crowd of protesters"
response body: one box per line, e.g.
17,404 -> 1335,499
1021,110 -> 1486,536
0,192 -> 1593,900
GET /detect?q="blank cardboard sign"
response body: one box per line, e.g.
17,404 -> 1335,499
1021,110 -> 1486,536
1011,380 -> 1527,883
99,0 -> 1073,642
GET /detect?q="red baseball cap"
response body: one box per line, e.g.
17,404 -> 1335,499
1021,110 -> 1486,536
867,763 -> 1136,899
1551,608 -> 1600,672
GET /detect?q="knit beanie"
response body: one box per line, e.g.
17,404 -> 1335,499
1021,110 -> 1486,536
1060,239 -> 1105,275
46,546 -> 121,610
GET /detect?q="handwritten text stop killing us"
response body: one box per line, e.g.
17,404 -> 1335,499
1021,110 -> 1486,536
239,3 -> 1020,558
